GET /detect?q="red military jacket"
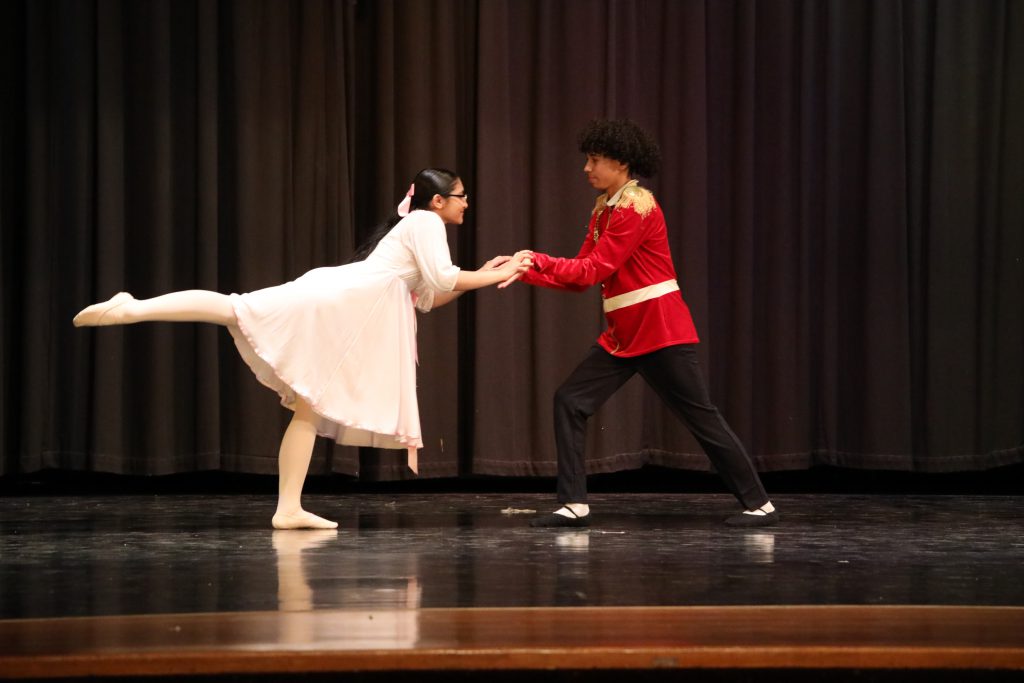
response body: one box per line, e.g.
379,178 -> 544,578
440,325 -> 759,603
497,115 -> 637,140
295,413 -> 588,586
522,180 -> 699,357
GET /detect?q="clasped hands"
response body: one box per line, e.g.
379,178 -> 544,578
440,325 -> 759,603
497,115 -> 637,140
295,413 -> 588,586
482,250 -> 535,288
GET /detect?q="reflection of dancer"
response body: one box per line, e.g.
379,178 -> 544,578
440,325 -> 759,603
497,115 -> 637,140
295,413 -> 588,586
552,530 -> 591,606
507,120 -> 777,528
554,530 -> 591,551
273,529 -> 338,612
742,532 -> 776,564
273,529 -> 336,646
75,168 -> 531,530
272,529 -> 422,648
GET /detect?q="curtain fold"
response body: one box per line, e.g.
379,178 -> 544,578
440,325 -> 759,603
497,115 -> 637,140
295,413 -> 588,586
1,0 -> 1021,479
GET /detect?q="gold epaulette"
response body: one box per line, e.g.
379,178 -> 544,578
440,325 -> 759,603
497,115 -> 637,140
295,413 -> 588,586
591,194 -> 608,214
617,185 -> 656,218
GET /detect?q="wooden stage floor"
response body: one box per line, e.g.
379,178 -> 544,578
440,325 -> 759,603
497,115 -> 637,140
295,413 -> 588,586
1,492 -> 1023,680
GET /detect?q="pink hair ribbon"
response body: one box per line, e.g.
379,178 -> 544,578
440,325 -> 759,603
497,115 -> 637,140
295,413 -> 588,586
396,183 -> 415,217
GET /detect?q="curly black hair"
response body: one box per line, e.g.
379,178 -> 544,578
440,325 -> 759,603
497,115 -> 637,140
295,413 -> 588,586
577,119 -> 661,178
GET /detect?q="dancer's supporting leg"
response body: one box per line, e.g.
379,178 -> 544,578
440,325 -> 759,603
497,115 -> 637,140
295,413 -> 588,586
272,398 -> 337,530
530,345 -> 636,528
73,290 -> 236,326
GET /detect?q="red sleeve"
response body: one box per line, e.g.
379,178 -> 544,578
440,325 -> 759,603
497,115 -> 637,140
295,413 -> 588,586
521,262 -> 589,292
520,230 -> 593,292
529,208 -> 646,288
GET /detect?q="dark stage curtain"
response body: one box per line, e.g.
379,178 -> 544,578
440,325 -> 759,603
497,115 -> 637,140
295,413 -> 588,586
1,0 -> 1022,480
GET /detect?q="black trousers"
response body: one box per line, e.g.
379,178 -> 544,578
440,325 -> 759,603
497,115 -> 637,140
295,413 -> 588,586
553,344 -> 770,509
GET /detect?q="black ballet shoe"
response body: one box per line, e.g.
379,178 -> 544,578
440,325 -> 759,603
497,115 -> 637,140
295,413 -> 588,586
724,510 -> 779,527
529,508 -> 591,528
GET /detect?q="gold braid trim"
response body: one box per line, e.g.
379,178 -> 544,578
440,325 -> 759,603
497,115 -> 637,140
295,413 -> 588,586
617,185 -> 656,218
591,195 -> 608,242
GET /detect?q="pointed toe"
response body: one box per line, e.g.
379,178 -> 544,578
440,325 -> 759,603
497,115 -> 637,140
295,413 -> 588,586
73,292 -> 134,327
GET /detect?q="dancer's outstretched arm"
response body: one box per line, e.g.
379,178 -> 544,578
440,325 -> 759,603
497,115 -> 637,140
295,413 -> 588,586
452,252 -> 531,291
430,253 -> 529,309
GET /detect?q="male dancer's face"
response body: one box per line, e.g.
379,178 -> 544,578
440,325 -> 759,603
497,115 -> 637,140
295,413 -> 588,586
583,153 -> 630,195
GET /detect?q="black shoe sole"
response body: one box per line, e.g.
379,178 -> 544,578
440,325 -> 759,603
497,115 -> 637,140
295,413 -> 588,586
529,513 -> 591,528
724,511 -> 779,527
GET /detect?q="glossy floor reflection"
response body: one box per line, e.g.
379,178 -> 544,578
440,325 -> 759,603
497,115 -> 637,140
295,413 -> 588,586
1,493 -> 1023,620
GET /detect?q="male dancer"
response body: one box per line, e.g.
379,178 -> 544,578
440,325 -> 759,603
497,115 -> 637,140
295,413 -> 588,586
509,119 -> 777,528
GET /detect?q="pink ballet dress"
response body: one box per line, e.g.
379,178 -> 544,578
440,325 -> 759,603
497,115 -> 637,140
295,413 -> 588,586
227,210 -> 460,469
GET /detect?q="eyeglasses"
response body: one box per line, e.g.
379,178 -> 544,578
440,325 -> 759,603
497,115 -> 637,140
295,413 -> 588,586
442,192 -> 468,200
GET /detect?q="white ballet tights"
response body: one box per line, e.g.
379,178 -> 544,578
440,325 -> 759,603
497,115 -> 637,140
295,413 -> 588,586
272,399 -> 338,530
119,290 -> 236,325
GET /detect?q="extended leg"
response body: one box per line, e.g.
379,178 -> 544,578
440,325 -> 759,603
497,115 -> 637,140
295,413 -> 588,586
272,398 -> 337,530
73,290 -> 236,326
638,345 -> 775,524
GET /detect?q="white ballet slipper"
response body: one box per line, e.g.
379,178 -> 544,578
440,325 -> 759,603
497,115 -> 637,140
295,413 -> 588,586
73,292 -> 135,327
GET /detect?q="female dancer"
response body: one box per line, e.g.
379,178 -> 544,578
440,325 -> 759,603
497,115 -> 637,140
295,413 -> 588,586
75,168 -> 531,530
